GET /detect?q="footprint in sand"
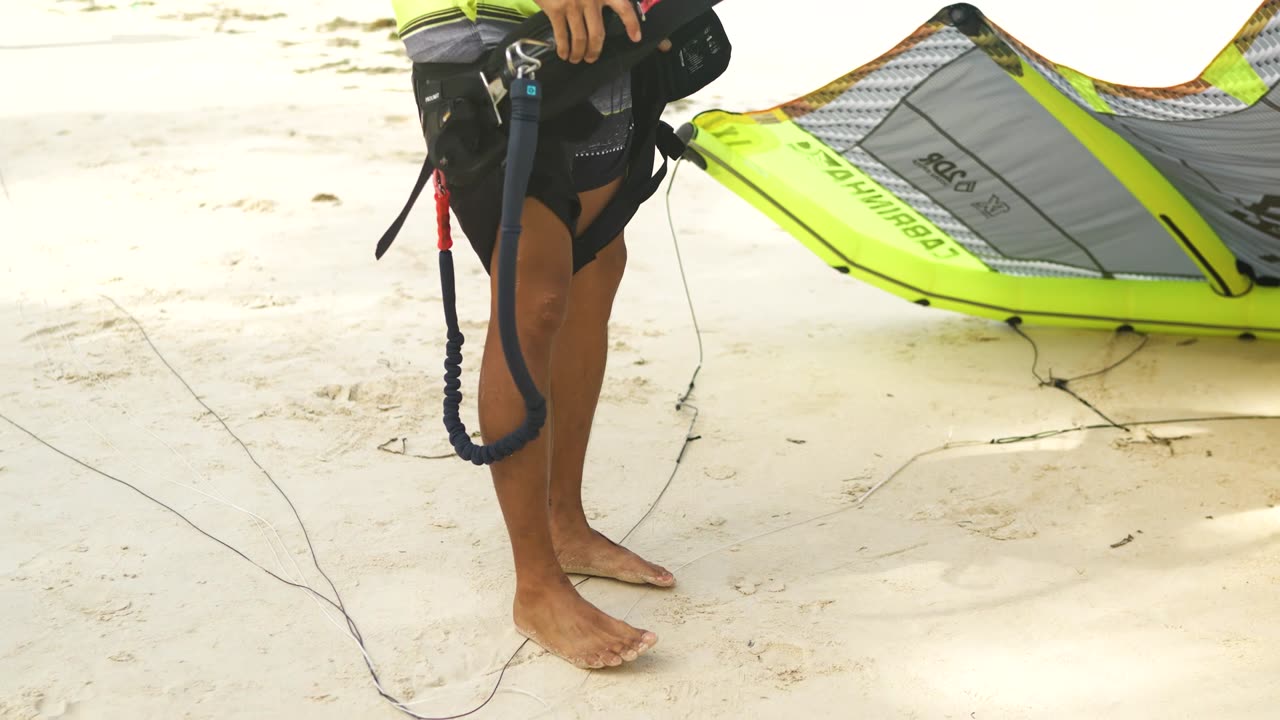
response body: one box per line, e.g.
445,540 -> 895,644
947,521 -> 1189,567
703,466 -> 737,481
34,695 -> 75,718
915,497 -> 1038,541
21,321 -> 77,342
660,681 -> 701,704
732,575 -> 786,596
317,17 -> 397,33
94,600 -> 134,622
338,66 -> 404,75
315,377 -> 436,412
218,198 -> 277,213
745,641 -> 809,686
598,376 -> 652,404
296,60 -> 351,74
243,295 -> 296,310
318,17 -> 359,31
954,503 -> 1038,541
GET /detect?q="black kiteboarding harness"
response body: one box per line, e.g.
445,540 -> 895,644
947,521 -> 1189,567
374,0 -> 731,466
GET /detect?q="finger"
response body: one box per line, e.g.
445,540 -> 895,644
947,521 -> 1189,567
548,9 -> 570,60
567,7 -> 588,63
584,4 -> 605,62
658,38 -> 672,52
604,0 -> 642,43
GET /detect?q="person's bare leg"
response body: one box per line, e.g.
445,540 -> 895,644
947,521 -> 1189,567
478,196 -> 656,669
547,179 -> 675,587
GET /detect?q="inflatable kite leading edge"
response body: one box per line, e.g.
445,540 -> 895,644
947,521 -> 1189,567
679,1 -> 1280,339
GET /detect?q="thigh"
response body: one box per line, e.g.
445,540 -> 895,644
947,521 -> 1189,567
487,196 -> 577,307
569,178 -> 628,298
449,170 -> 577,276
577,177 -> 625,231
412,58 -> 583,276
445,135 -> 583,276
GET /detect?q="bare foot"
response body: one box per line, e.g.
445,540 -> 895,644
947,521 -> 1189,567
513,576 -> 658,669
553,526 -> 676,587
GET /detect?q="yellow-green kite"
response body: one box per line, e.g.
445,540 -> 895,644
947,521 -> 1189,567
680,1 -> 1280,339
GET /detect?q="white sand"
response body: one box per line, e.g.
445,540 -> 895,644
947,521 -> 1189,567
2,1 -> 1278,718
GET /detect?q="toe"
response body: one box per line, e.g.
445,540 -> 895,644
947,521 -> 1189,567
635,630 -> 658,654
648,565 -> 676,587
578,653 -> 605,670
602,651 -> 624,667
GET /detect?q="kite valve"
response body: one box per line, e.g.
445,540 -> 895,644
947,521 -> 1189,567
945,3 -> 982,35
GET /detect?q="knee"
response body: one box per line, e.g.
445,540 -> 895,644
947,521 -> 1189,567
521,287 -> 570,339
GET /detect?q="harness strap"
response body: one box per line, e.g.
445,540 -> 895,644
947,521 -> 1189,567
375,156 -> 434,260
570,121 -> 683,266
374,125 -> 686,266
377,3 -> 727,263
373,0 -> 728,467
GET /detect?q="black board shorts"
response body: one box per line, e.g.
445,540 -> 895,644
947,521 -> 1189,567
412,64 -> 635,275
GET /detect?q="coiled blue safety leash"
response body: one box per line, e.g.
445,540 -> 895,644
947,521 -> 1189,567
438,60 -> 548,466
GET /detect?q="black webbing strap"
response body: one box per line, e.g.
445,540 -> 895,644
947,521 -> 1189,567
572,121 -> 686,265
375,156 -> 434,260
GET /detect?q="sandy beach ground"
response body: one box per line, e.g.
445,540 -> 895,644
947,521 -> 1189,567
2,1 -> 1278,718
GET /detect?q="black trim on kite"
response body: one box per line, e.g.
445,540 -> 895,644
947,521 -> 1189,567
900,98 -> 1113,277
688,136 -> 1279,334
1158,214 -> 1244,298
